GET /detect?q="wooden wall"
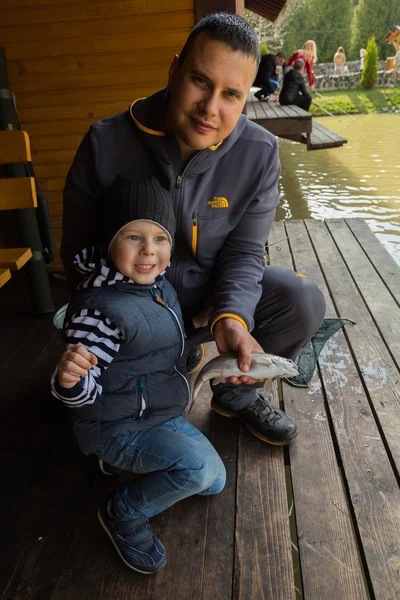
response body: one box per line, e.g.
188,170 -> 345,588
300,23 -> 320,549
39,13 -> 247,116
1,0 -> 194,271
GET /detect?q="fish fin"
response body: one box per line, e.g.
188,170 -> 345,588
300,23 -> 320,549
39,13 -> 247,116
263,379 -> 273,392
187,380 -> 203,414
212,377 -> 225,386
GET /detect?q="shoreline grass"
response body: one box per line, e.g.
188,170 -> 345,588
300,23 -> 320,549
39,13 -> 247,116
309,87 -> 400,116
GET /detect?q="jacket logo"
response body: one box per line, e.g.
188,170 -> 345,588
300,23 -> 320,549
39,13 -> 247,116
208,197 -> 229,208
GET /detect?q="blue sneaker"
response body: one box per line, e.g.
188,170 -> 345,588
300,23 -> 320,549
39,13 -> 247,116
97,496 -> 166,574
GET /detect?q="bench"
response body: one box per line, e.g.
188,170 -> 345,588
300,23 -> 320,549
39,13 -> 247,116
0,130 -> 36,287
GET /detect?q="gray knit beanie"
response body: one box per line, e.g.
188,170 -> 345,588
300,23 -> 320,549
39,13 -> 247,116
103,174 -> 176,251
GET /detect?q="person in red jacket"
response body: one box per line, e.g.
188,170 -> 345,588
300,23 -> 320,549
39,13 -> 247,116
287,40 -> 317,90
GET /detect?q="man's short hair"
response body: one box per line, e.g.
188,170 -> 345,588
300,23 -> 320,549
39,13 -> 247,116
276,52 -> 286,59
293,59 -> 305,70
178,12 -> 260,68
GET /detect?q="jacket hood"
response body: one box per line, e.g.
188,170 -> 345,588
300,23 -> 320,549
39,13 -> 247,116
130,88 -> 249,177
74,247 -> 166,290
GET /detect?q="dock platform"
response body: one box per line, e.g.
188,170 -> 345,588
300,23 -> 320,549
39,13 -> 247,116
1,218 -> 399,600
246,90 -> 347,150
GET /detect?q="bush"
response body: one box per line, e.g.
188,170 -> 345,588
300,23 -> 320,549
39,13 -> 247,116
360,37 -> 379,88
260,42 -> 269,58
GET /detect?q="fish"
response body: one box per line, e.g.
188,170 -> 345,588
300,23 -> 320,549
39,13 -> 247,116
189,351 -> 299,412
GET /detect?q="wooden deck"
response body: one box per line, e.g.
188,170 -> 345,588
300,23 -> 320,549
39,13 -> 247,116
246,90 -> 347,150
1,218 -> 400,599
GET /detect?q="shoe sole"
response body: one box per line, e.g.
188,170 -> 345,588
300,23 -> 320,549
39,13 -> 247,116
211,401 -> 298,446
97,509 -> 167,574
187,343 -> 205,375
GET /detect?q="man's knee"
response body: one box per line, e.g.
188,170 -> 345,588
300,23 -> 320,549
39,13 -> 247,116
258,267 -> 326,339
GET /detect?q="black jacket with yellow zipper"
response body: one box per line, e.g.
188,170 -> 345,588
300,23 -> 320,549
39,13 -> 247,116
61,88 -> 280,333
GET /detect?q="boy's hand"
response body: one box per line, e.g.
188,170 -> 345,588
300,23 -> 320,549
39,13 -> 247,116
57,345 -> 98,389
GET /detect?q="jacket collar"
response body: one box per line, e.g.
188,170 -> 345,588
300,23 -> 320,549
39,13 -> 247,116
129,88 -> 248,177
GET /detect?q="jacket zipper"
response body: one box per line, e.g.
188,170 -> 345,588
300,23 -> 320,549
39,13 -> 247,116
191,216 -> 198,257
151,287 -> 191,404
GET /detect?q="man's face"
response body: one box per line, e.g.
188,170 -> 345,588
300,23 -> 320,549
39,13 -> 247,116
274,55 -> 285,67
166,34 -> 257,162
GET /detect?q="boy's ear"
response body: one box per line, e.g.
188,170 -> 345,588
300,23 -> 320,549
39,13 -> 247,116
168,54 -> 179,87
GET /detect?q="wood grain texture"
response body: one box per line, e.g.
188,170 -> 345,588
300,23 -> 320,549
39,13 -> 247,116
269,221 -> 369,600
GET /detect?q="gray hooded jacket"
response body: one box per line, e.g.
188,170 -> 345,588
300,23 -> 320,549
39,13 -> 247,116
61,89 -> 280,332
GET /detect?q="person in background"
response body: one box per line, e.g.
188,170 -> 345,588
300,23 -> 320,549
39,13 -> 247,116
287,40 -> 317,90
51,175 -> 226,575
279,59 -> 312,112
334,46 -> 346,76
360,48 -> 367,71
253,51 -> 286,101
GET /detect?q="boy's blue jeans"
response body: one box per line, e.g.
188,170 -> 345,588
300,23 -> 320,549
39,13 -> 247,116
96,417 -> 226,521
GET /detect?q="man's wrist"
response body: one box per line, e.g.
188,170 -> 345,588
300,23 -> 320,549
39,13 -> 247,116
210,314 -> 248,334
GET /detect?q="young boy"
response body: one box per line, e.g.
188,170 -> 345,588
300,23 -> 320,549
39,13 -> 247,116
279,59 -> 312,112
51,175 -> 226,574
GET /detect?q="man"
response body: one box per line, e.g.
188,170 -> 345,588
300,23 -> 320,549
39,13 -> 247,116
61,13 -> 325,446
253,51 -> 286,101
279,59 -> 312,112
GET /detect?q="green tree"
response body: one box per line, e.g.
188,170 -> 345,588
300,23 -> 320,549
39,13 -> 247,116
308,0 -> 353,62
360,36 -> 379,87
350,0 -> 392,59
280,0 -> 352,62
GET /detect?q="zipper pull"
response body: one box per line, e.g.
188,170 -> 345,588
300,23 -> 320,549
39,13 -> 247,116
152,288 -> 169,307
176,175 -> 182,189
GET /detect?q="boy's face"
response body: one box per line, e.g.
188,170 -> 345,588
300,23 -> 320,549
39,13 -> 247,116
110,221 -> 171,284
166,34 -> 257,163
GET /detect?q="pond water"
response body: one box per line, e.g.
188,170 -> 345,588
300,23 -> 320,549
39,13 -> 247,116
277,113 -> 400,264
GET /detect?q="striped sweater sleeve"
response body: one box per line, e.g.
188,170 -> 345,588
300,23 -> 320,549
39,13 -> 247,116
50,308 -> 124,407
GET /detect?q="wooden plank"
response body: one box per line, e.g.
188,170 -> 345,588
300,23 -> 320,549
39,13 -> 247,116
19,96 -> 150,123
303,218 -> 400,471
326,219 -> 400,367
26,118 -> 98,137
269,221 -> 370,600
31,149 -> 75,166
345,218 -> 400,304
31,135 -> 83,151
0,11 -> 194,45
7,46 -> 181,78
1,0 -> 192,26
4,29 -> 190,61
0,248 -> 32,271
303,219 -> 400,599
0,178 -> 37,210
234,382 -> 295,600
0,268 -> 11,288
150,343 -> 237,600
12,64 -> 172,96
17,79 -> 166,111
0,130 -> 31,163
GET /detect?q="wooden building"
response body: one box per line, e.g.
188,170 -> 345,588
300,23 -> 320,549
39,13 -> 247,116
0,0 -> 288,272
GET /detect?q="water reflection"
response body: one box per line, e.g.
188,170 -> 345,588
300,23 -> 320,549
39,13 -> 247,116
277,113 -> 400,264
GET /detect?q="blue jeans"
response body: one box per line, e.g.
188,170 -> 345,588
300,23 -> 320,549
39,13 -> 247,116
97,417 -> 226,521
